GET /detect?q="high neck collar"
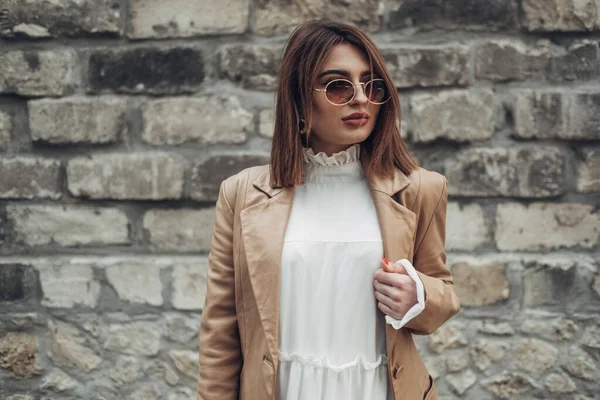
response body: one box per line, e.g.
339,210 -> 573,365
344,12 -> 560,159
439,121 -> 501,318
302,144 -> 364,183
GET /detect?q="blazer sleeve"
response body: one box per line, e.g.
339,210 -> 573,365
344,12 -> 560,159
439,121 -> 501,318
404,175 -> 460,335
197,180 -> 242,399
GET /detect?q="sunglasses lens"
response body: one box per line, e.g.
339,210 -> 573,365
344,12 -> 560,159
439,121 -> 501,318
365,80 -> 389,104
326,80 -> 354,104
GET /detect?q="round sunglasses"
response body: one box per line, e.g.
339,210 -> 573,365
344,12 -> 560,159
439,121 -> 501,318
314,78 -> 391,105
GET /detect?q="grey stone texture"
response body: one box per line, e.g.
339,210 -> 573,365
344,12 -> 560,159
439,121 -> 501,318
28,97 -> 128,144
0,0 -> 121,38
67,153 -> 185,200
190,154 -> 270,201
141,96 -> 252,145
129,0 -> 249,38
0,110 -> 12,151
444,147 -> 565,197
382,45 -> 468,88
515,90 -> 600,140
0,50 -> 78,96
521,0 -> 600,31
1,1 -> 600,399
88,47 -> 204,94
409,90 -> 495,143
0,157 -> 61,199
7,205 -> 130,247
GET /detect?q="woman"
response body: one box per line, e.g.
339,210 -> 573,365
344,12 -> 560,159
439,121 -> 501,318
197,20 -> 460,400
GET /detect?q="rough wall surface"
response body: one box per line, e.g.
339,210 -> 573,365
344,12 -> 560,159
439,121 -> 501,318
0,0 -> 599,399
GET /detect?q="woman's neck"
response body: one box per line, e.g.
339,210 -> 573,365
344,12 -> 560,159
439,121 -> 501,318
308,141 -> 357,157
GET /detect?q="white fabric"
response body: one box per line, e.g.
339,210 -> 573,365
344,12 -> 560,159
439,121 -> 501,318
385,259 -> 426,329
276,144 -> 424,400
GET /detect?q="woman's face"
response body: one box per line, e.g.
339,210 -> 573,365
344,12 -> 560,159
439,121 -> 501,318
308,43 -> 382,155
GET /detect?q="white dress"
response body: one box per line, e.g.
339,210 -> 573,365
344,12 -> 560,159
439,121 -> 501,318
276,144 -> 426,400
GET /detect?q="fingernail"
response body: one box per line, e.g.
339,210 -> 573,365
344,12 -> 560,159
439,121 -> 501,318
382,257 -> 388,264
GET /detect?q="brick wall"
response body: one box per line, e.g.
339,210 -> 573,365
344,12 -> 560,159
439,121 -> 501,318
0,1 -> 599,399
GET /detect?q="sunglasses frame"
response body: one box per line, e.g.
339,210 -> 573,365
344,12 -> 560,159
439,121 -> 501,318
313,78 -> 391,106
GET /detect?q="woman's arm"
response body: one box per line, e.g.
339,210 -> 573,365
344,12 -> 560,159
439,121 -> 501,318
404,175 -> 460,335
197,180 -> 242,399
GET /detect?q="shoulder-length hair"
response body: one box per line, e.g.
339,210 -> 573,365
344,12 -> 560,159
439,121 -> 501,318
270,19 -> 418,188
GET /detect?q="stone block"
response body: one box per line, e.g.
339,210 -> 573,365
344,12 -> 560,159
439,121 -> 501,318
220,44 -> 281,90
8,205 -> 130,246
141,96 -> 251,145
513,338 -> 558,373
577,148 -> 600,192
410,90 -> 494,143
521,317 -> 579,342
581,325 -> 600,349
259,108 -> 274,139
28,97 -> 128,144
451,262 -> 509,306
0,157 -> 61,199
390,0 -> 517,30
521,0 -> 600,31
446,369 -> 477,395
0,332 -> 39,377
40,368 -> 79,392
545,373 -> 576,393
550,40 -> 599,82
103,321 -> 162,356
483,373 -> 535,399
444,147 -> 565,197
0,110 -> 11,150
0,264 -> 37,303
428,321 -> 468,353
106,262 -> 163,306
48,321 -> 102,372
382,45 -> 468,88
0,0 -> 120,38
515,91 -> 600,140
37,263 -> 100,308
0,50 -> 77,96
474,40 -> 550,82
143,208 -> 215,251
446,202 -> 490,251
164,313 -> 200,344
252,0 -> 383,35
171,262 -> 208,310
110,356 -> 141,387
129,0 -> 249,38
522,261 -> 580,307
470,339 -> 508,371
67,153 -> 185,200
565,345 -> 599,381
190,154 -> 269,201
496,203 -> 600,251
88,47 -> 204,94
169,350 -> 198,378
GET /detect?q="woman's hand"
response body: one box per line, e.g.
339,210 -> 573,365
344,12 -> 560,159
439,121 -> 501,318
373,258 -> 418,320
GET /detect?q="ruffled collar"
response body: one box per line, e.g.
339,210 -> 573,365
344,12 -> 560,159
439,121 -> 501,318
302,144 -> 364,183
303,144 -> 361,166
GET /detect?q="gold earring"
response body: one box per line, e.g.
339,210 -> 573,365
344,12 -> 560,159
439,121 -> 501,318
299,117 -> 308,135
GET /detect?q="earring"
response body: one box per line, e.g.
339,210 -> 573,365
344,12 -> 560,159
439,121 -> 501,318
299,117 -> 308,135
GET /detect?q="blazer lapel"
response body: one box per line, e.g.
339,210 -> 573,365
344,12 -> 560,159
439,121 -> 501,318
362,155 -> 417,356
240,170 -> 293,362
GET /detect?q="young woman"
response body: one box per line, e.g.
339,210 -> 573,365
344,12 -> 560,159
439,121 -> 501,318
197,20 -> 460,400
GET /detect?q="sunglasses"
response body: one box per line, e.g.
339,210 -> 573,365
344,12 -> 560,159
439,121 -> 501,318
314,78 -> 391,105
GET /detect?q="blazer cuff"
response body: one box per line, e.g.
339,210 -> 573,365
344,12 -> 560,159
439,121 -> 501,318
385,259 -> 426,330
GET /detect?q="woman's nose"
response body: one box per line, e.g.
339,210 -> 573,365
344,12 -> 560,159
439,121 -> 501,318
351,83 -> 369,105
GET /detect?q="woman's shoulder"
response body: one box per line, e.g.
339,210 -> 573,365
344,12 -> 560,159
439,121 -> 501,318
403,167 -> 448,212
219,164 -> 270,207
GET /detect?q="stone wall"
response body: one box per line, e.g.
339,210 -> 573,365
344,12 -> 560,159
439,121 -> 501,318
0,0 -> 599,399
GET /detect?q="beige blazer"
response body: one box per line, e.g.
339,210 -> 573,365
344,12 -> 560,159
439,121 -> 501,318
197,154 -> 460,400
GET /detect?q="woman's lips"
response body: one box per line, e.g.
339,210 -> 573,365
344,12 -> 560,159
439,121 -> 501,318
342,117 -> 369,127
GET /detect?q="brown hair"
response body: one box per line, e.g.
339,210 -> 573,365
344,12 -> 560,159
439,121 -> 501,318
270,20 -> 418,187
